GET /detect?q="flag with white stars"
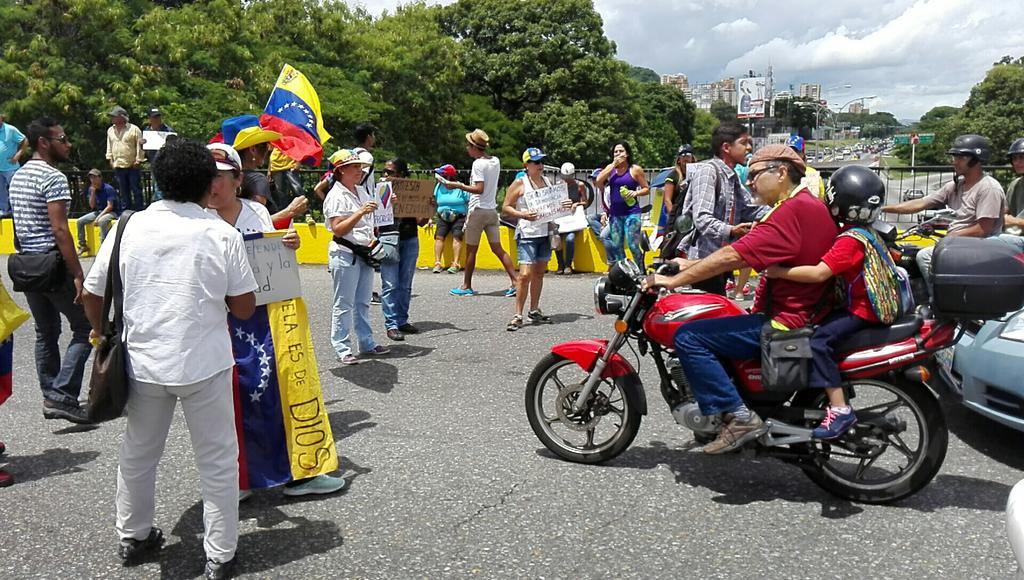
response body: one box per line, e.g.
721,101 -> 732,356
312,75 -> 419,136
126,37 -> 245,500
261,63 -> 332,166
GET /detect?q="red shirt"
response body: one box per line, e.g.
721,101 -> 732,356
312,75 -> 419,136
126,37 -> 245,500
732,189 -> 839,329
821,232 -> 879,323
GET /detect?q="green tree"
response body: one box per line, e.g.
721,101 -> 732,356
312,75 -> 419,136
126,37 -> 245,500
710,100 -> 736,123
690,110 -> 719,159
627,65 -> 660,84
522,100 -> 619,168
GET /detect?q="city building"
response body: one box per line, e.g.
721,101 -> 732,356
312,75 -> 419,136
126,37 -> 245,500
660,73 -> 689,91
849,102 -> 867,114
799,83 -> 822,101
687,77 -> 737,111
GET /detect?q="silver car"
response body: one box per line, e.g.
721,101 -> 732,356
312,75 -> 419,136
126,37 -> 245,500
936,310 -> 1024,432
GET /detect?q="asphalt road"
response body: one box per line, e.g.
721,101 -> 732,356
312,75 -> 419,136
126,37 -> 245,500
0,260 -> 1021,579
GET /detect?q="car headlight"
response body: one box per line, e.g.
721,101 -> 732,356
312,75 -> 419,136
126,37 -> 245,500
999,311 -> 1024,342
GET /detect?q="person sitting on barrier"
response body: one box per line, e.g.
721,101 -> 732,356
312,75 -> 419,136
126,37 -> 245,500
642,144 -> 838,454
765,166 -> 902,439
881,134 -> 1008,292
76,168 -> 121,255
554,162 -> 589,275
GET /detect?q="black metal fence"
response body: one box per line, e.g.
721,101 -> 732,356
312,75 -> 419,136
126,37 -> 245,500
63,165 -> 1017,226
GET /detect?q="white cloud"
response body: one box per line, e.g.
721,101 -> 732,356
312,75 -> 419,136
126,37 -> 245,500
711,18 -> 758,34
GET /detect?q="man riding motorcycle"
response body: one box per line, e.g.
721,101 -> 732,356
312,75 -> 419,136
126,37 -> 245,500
643,144 -> 838,454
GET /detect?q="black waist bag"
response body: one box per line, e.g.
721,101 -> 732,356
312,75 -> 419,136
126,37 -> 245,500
8,247 -> 66,292
760,323 -> 814,391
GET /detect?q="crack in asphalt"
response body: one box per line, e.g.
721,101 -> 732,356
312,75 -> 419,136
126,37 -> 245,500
455,480 -> 525,530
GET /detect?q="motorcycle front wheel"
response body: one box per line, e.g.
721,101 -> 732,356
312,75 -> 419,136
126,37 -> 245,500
525,353 -> 642,464
795,378 -> 947,504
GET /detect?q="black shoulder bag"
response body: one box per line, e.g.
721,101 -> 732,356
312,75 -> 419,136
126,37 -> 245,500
7,216 -> 66,293
87,211 -> 135,423
759,278 -> 832,392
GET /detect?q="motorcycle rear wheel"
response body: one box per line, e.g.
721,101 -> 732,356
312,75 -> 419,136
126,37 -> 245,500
795,378 -> 947,504
525,353 -> 642,464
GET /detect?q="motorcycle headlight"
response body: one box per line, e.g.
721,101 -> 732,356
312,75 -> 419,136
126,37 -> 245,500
593,277 -> 625,315
999,311 -> 1024,342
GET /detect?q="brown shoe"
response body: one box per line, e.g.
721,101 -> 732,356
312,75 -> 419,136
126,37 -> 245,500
702,412 -> 767,455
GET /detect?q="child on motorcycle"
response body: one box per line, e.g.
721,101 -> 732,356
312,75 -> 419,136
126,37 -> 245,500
766,166 -> 902,439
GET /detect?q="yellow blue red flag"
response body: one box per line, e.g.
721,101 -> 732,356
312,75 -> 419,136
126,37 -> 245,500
230,298 -> 338,489
261,64 -> 332,166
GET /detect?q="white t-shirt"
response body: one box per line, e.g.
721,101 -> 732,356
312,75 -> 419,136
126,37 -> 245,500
207,198 -> 273,236
324,181 -> 374,256
84,200 -> 258,386
469,155 -> 501,212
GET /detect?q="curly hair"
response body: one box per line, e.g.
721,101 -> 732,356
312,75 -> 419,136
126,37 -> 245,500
153,139 -> 217,204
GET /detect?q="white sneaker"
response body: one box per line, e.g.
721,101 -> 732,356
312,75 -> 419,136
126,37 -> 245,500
282,474 -> 347,497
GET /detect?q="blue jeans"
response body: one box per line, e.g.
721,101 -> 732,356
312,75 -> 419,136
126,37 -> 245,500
381,236 -> 419,330
0,169 -> 17,214
22,275 -> 93,407
115,167 -> 144,211
555,231 -> 577,270
999,233 -> 1024,252
77,211 -> 117,245
607,213 -> 643,268
589,216 -> 616,266
329,249 -> 379,358
674,313 -> 766,416
808,310 -> 871,389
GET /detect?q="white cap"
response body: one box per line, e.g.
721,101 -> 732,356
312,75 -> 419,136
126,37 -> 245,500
207,143 -> 242,172
560,162 -> 575,177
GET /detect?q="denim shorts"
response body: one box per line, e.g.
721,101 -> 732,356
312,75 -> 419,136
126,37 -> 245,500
517,236 -> 551,265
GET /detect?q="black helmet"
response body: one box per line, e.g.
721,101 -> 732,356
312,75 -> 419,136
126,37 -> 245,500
947,134 -> 991,163
825,165 -> 886,225
1008,138 -> 1024,157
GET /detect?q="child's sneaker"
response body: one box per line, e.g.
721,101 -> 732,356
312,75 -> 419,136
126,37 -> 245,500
741,283 -> 754,297
812,406 -> 857,440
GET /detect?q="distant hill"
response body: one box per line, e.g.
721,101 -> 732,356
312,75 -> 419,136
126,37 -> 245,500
627,65 -> 660,84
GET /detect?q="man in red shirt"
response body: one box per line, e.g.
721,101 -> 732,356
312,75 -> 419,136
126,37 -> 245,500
644,145 -> 838,454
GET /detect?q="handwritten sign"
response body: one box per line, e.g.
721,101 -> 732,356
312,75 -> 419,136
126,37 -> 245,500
142,130 -> 176,151
524,182 -> 571,224
243,232 -> 301,306
391,179 -> 436,219
374,182 -> 395,227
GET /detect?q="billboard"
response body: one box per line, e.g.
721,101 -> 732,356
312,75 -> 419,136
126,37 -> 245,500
737,77 -> 767,119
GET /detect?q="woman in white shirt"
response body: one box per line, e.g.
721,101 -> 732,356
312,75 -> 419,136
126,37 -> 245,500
324,150 -> 390,365
205,144 -> 346,498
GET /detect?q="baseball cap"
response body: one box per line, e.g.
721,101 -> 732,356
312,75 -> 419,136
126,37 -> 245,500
786,135 -> 806,153
207,143 -> 242,172
87,168 -> 102,177
434,164 -> 457,179
147,108 -> 162,118
560,162 -> 575,176
522,147 -> 547,164
677,144 -> 694,158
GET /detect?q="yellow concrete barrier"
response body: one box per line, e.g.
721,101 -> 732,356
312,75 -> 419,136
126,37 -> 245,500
5,218 -> 635,273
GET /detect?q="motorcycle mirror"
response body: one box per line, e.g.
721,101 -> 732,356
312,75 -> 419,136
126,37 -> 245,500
871,219 -> 897,244
674,215 -> 693,234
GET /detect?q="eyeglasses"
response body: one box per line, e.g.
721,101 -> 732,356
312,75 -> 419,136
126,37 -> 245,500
747,163 -> 781,182
382,169 -> 395,176
526,160 -> 544,166
46,134 -> 69,144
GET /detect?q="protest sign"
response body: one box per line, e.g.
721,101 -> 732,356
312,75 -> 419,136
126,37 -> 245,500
524,182 -> 571,224
391,179 -> 436,219
555,206 -> 588,233
142,130 -> 176,151
243,232 -> 301,306
374,182 -> 395,227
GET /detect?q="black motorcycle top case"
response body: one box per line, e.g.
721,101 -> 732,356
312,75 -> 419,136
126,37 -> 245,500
931,236 -> 1024,318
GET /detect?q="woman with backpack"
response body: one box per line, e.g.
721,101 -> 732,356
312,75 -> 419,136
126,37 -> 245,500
765,165 -> 905,440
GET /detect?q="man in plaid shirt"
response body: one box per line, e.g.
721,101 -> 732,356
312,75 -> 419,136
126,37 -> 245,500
680,123 -> 767,295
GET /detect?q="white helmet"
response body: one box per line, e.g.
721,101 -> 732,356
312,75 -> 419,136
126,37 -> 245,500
560,162 -> 575,177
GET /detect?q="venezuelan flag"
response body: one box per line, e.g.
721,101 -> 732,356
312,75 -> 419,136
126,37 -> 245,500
0,282 -> 29,406
230,298 -> 338,489
261,64 -> 332,166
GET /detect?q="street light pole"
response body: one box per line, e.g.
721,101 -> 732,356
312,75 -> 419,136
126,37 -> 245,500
833,95 -> 877,155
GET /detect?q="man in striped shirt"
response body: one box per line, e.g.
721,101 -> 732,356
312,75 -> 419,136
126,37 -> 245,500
9,117 -> 92,424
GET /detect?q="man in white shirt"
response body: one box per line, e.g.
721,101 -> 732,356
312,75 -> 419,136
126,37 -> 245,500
82,139 -> 257,580
448,129 -> 519,296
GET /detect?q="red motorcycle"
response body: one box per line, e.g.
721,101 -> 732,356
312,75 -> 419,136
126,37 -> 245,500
526,238 -> 1024,503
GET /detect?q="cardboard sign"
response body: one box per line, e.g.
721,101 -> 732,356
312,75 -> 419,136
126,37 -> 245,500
142,130 -> 176,151
243,232 -> 301,306
391,179 -> 436,219
374,182 -> 395,227
524,182 -> 571,224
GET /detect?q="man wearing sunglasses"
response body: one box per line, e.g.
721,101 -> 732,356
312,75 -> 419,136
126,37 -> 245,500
8,118 -> 92,424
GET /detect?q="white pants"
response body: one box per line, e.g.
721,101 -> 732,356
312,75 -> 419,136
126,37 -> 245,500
116,368 -> 239,563
1009,479 -> 1024,578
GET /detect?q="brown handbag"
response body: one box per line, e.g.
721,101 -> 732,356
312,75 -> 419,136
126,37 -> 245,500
87,211 -> 134,423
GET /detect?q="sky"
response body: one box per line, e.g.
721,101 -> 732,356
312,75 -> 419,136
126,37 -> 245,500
352,0 -> 1024,121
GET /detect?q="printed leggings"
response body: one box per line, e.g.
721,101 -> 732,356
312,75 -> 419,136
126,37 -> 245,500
606,213 -> 643,268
